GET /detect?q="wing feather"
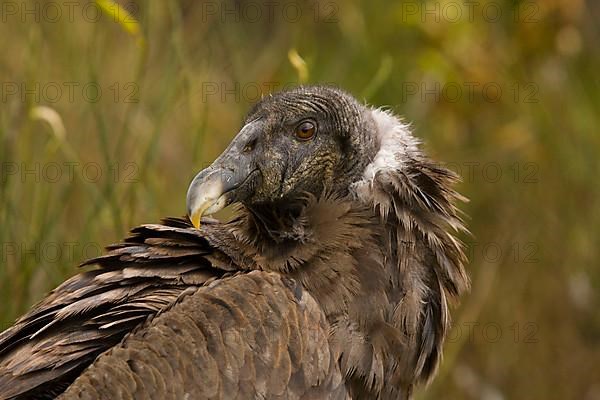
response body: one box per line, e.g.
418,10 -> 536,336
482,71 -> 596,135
59,272 -> 348,400
0,218 -> 227,400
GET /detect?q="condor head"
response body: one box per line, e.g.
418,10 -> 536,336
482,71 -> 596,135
186,86 -> 378,228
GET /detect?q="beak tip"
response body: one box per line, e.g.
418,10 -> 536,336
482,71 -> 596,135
190,210 -> 202,229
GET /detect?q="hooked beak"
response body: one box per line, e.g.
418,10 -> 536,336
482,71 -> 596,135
186,121 -> 261,229
186,167 -> 233,228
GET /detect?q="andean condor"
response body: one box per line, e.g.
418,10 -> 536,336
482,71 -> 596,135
0,86 -> 469,400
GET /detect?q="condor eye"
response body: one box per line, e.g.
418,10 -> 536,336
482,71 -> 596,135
295,121 -> 316,141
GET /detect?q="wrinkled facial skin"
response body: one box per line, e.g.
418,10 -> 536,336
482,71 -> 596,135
240,86 -> 376,205
245,105 -> 337,202
187,86 -> 377,226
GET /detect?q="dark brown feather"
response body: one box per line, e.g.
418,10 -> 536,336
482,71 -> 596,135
0,219 -> 225,399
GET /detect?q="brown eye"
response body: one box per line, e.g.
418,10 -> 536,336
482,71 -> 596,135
295,121 -> 316,141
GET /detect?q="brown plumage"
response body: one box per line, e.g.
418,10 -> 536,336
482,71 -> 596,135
0,86 -> 469,399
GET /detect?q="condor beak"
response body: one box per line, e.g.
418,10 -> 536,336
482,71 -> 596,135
186,121 -> 261,229
186,167 -> 233,228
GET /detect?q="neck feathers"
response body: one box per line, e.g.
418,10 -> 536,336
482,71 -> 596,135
353,107 -> 469,299
348,108 -> 469,397
227,194 -> 385,316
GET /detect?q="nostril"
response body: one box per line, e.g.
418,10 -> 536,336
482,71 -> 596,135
242,138 -> 257,153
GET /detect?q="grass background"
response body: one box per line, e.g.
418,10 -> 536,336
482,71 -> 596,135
1,1 -> 599,398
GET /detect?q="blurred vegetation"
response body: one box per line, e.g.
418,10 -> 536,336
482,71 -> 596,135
1,0 -> 599,398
